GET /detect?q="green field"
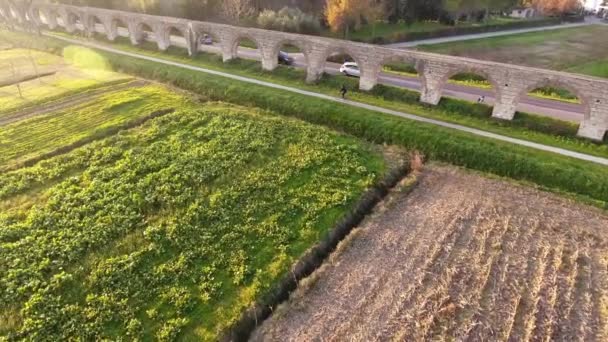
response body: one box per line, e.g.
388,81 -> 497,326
419,24 -> 608,78
0,83 -> 181,170
0,47 -> 131,116
0,54 -> 387,339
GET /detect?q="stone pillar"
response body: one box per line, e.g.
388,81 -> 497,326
46,10 -> 58,30
359,62 -> 380,91
154,24 -> 169,51
578,100 -> 608,141
221,34 -> 238,62
104,17 -> 117,41
260,41 -> 278,71
491,82 -> 518,120
186,24 -> 196,56
127,22 -> 140,45
419,62 -> 447,105
305,50 -> 326,83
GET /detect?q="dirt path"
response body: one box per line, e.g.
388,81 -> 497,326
252,165 -> 608,341
0,79 -> 146,127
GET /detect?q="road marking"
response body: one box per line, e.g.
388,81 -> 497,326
45,32 -> 608,167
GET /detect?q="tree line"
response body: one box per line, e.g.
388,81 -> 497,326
45,0 -> 582,33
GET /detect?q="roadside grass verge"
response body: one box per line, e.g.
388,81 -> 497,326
3,30 -> 608,206
19,30 -> 608,159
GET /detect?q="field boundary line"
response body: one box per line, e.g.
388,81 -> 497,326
43,32 -> 608,167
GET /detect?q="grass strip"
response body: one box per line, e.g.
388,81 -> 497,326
24,29 -> 608,160
3,30 -> 608,206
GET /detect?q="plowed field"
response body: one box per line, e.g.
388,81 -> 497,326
253,165 -> 608,341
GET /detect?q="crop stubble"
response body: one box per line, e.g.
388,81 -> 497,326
253,165 -> 608,341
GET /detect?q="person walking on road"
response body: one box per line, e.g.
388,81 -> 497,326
340,84 -> 348,99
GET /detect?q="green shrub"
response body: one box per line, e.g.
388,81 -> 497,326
257,7 -> 321,35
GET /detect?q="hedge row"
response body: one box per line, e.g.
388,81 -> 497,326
5,31 -> 608,206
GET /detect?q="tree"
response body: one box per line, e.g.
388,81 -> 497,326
325,0 -> 374,37
221,0 -> 255,23
532,0 -> 580,14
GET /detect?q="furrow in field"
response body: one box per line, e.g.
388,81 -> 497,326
548,247 -> 580,340
357,189 -> 481,341
563,249 -> 594,341
284,187 -> 441,341
329,194 -> 471,340
590,252 -> 608,341
506,228 -> 552,342
530,242 -> 566,341
417,213 -> 498,340
494,218 -> 547,341
429,205 -> 511,339
463,212 -> 539,340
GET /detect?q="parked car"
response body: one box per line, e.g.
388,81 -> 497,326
200,34 -> 213,45
339,62 -> 360,77
278,51 -> 294,65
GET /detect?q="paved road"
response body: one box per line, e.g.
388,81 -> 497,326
92,23 -> 585,122
44,32 -> 608,167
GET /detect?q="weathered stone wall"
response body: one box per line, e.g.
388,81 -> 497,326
3,1 -> 608,141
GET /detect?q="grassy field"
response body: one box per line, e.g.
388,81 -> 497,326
419,24 -> 608,78
0,46 -> 131,115
255,164 -> 608,341
0,83 -> 181,170
324,16 -> 535,43
0,46 -> 388,339
22,30 -> 608,160
5,30 -> 608,206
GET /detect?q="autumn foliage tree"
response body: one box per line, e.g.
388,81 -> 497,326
325,0 -> 383,37
532,0 -> 581,15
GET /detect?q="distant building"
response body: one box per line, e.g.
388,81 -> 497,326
583,0 -> 604,12
510,7 -> 537,18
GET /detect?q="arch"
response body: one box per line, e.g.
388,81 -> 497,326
517,78 -> 589,119
430,66 -> 500,106
110,17 -> 130,40
379,54 -> 420,80
193,26 -> 221,55
85,14 -> 106,36
269,39 -> 310,66
134,21 -> 157,43
164,24 -> 189,50
230,34 -> 262,61
320,46 -> 364,69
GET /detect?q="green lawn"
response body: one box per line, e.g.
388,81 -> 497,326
0,100 -> 386,340
418,25 -> 608,78
0,84 -> 181,170
323,16 -> 547,43
0,47 -> 132,116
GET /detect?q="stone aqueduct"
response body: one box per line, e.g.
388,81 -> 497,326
1,1 -> 608,141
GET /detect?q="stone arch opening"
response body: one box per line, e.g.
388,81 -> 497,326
135,22 -> 156,44
382,59 -> 419,77
86,15 -> 105,37
165,26 -> 189,51
439,68 -> 498,107
273,40 -> 308,69
67,12 -> 83,31
110,17 -> 129,40
517,79 -> 588,122
322,47 -> 364,86
194,28 -> 220,55
232,35 -> 262,64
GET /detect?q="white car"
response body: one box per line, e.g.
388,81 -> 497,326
339,62 -> 360,77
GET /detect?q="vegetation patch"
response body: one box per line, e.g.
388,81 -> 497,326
0,84 -> 180,170
0,101 -> 386,340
